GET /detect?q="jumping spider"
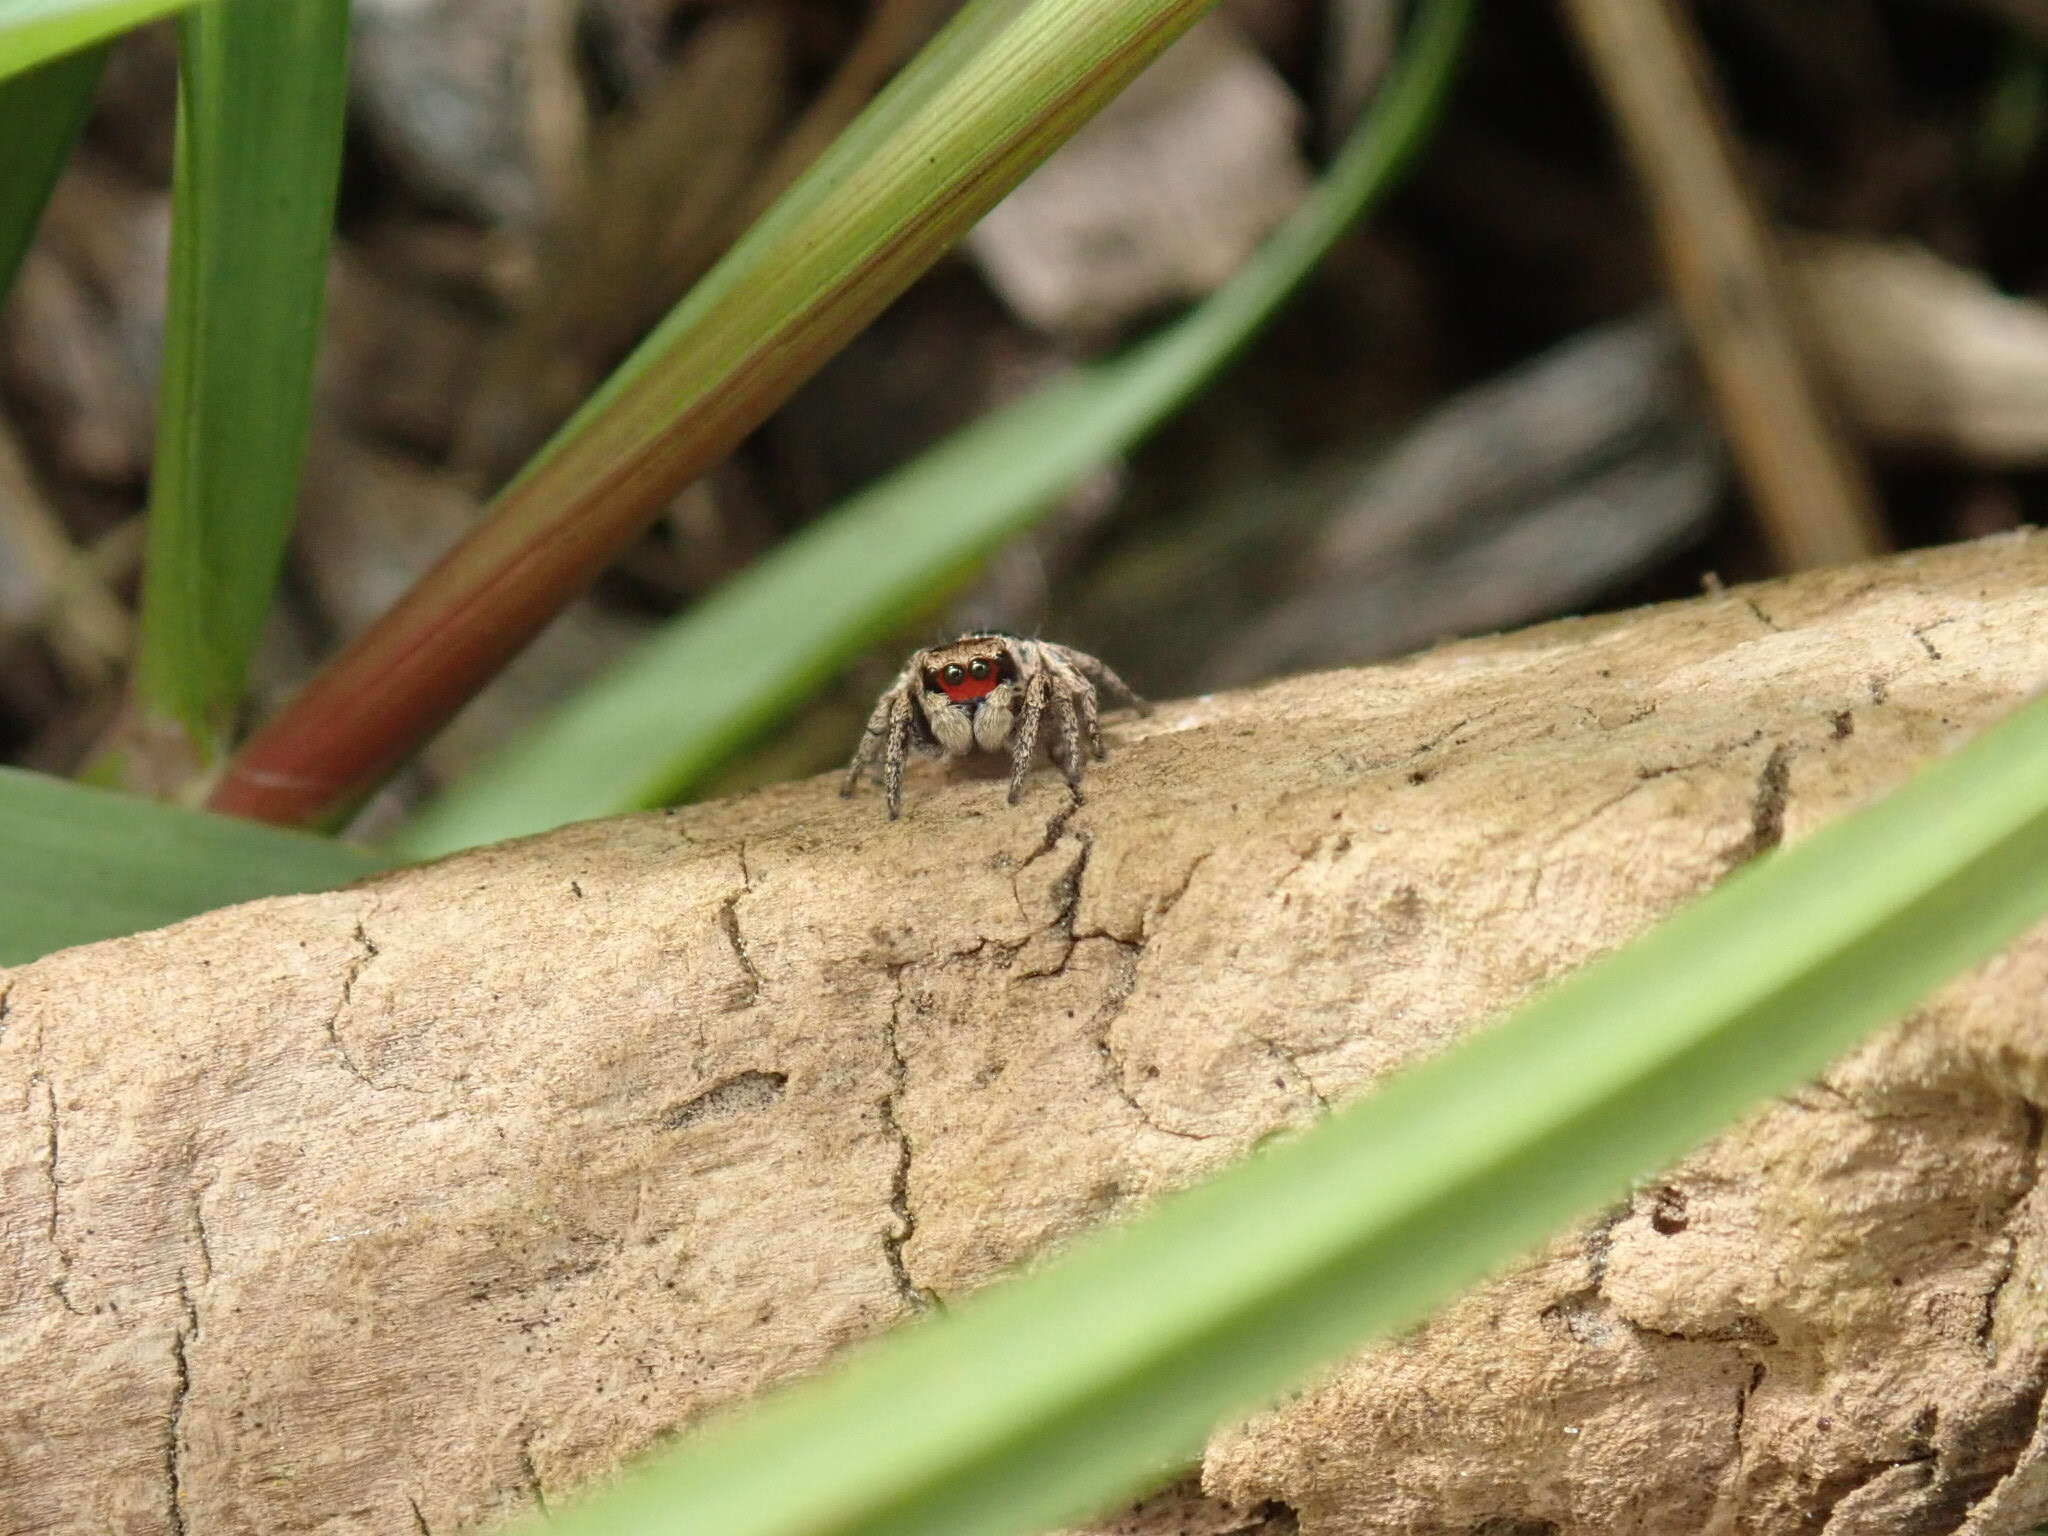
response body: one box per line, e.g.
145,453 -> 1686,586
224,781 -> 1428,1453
842,634 -> 1148,819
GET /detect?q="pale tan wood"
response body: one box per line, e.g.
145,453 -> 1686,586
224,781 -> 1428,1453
5,534 -> 2047,1533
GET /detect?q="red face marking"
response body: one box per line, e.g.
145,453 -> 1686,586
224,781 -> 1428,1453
929,656 -> 1002,702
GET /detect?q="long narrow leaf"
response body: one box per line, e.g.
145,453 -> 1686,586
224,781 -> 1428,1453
0,0 -> 199,79
207,0 -> 1224,829
128,0 -> 349,773
0,42 -> 104,307
397,0 -> 1471,857
0,768 -> 387,964
538,0 -> 1036,461
518,687 -> 2048,1536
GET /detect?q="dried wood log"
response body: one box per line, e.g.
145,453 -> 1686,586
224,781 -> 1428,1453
3,534 -> 2046,1535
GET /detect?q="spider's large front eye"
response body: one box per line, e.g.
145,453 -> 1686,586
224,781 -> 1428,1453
968,658 -> 992,681
943,663 -> 966,686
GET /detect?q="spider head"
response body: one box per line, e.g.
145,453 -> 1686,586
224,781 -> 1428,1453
918,636 -> 1019,754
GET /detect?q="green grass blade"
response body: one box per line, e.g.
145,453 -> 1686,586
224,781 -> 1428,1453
518,688 -> 2048,1536
396,0 -> 1471,857
0,42 -> 104,307
0,0 -> 199,78
534,0 -> 1035,464
0,768 -> 387,964
129,0 -> 350,772
207,0 -> 1226,829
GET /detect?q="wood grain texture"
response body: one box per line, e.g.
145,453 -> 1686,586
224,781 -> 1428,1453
5,533 -> 2047,1533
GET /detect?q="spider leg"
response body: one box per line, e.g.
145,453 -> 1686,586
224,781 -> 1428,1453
1075,682 -> 1106,761
1040,649 -> 1108,762
883,691 -> 915,819
842,687 -> 901,797
1007,668 -> 1052,805
1052,685 -> 1085,792
1071,652 -> 1150,715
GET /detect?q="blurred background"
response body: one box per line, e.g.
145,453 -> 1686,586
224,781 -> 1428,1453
5,0 -> 2048,820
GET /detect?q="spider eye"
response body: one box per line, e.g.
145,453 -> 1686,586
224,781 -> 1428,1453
943,663 -> 966,686
969,658 -> 992,680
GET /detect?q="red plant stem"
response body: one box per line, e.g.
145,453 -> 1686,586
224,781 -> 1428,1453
207,0 -> 1210,829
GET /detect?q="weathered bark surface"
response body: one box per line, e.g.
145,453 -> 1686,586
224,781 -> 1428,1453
4,533 -> 2047,1536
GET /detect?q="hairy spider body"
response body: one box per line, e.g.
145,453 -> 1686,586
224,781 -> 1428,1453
842,634 -> 1147,819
